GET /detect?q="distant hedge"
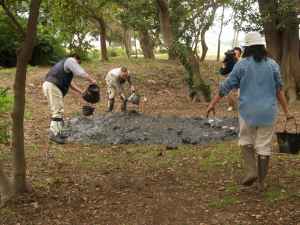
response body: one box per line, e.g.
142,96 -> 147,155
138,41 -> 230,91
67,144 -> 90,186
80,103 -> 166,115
0,14 -> 65,67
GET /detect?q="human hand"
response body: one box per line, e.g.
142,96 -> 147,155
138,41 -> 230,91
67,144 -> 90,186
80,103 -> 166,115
206,104 -> 216,118
90,78 -> 97,84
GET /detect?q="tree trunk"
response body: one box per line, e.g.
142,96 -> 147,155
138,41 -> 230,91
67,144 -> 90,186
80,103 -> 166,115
96,16 -> 108,61
217,5 -> 225,61
11,0 -> 41,193
200,4 -> 217,61
156,0 -> 176,59
258,0 -> 300,102
139,30 -> 155,59
123,28 -> 132,58
134,34 -> 138,58
200,27 -> 208,61
174,44 -> 211,102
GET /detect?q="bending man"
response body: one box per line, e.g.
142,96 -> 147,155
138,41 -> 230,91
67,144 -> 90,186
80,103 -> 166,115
105,67 -> 135,112
43,54 -> 96,144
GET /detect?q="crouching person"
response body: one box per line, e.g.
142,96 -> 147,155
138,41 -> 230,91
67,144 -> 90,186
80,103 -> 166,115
105,67 -> 135,112
207,32 -> 292,191
43,54 -> 96,144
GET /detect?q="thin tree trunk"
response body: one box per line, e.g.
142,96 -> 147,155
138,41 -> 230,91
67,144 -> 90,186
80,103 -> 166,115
156,0 -> 176,59
134,36 -> 138,58
97,17 -> 108,61
232,30 -> 237,48
217,5 -> 225,61
200,27 -> 208,61
139,30 -> 155,59
200,4 -> 217,62
123,28 -> 132,58
12,0 -> 41,193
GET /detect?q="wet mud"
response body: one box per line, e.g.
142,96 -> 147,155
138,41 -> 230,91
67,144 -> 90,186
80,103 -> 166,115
65,111 -> 239,145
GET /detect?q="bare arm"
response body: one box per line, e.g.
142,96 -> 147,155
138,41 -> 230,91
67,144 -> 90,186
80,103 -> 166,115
84,73 -> 97,84
206,94 -> 223,117
277,89 -> 292,118
70,82 -> 83,96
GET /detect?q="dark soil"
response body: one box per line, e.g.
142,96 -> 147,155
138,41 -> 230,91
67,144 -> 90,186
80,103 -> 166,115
65,112 -> 238,145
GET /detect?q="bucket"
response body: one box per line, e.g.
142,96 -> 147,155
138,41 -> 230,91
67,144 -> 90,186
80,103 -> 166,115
276,118 -> 300,154
82,84 -> 100,103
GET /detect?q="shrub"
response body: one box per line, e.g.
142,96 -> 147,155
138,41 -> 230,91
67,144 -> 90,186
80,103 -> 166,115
0,13 -> 65,67
0,88 -> 12,144
107,47 -> 126,58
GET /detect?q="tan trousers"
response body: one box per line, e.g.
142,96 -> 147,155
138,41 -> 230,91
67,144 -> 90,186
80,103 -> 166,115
239,117 -> 275,156
42,81 -> 64,118
107,84 -> 117,99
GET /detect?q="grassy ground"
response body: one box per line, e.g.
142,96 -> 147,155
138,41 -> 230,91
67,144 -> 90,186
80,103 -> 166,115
0,58 -> 299,225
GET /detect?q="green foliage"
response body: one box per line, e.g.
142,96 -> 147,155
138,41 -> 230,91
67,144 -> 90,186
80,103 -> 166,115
31,27 -> 66,65
0,5 -> 66,67
48,0 -> 93,59
115,0 -> 159,46
0,88 -> 12,114
0,88 -> 12,144
0,10 -> 22,67
107,47 -> 126,58
116,0 -> 159,32
231,0 -> 262,32
173,42 -> 211,101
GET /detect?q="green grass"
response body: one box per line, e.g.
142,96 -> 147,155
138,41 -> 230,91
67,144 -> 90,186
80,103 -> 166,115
0,65 -> 38,76
208,195 -> 239,209
225,182 -> 240,193
264,186 -> 290,203
199,143 -> 240,171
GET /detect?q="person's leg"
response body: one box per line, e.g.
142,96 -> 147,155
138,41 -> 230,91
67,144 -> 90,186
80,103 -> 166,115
239,117 -> 257,186
120,96 -> 127,112
43,82 -> 65,144
106,85 -> 116,112
255,125 -> 274,191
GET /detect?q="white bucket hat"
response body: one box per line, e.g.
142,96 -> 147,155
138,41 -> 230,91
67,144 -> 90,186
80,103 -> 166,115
243,32 -> 266,47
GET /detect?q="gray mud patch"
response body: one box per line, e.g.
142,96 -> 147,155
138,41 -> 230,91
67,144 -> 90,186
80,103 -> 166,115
65,111 -> 239,145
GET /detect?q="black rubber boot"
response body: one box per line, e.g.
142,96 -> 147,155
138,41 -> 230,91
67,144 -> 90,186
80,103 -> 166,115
241,145 -> 257,186
106,99 -> 115,112
121,99 -> 127,112
49,131 -> 66,144
257,155 -> 270,192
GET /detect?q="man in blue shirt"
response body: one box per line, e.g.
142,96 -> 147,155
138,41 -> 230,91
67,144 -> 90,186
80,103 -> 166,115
207,32 -> 292,191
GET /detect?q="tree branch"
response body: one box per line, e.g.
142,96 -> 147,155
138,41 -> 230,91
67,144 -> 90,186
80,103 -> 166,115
0,0 -> 26,38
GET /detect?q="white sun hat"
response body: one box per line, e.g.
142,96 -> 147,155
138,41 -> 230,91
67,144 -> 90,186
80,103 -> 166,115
243,32 -> 266,47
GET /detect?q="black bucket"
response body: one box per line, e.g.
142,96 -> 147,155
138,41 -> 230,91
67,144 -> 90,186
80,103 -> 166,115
82,105 -> 95,116
276,118 -> 300,154
82,84 -> 100,104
